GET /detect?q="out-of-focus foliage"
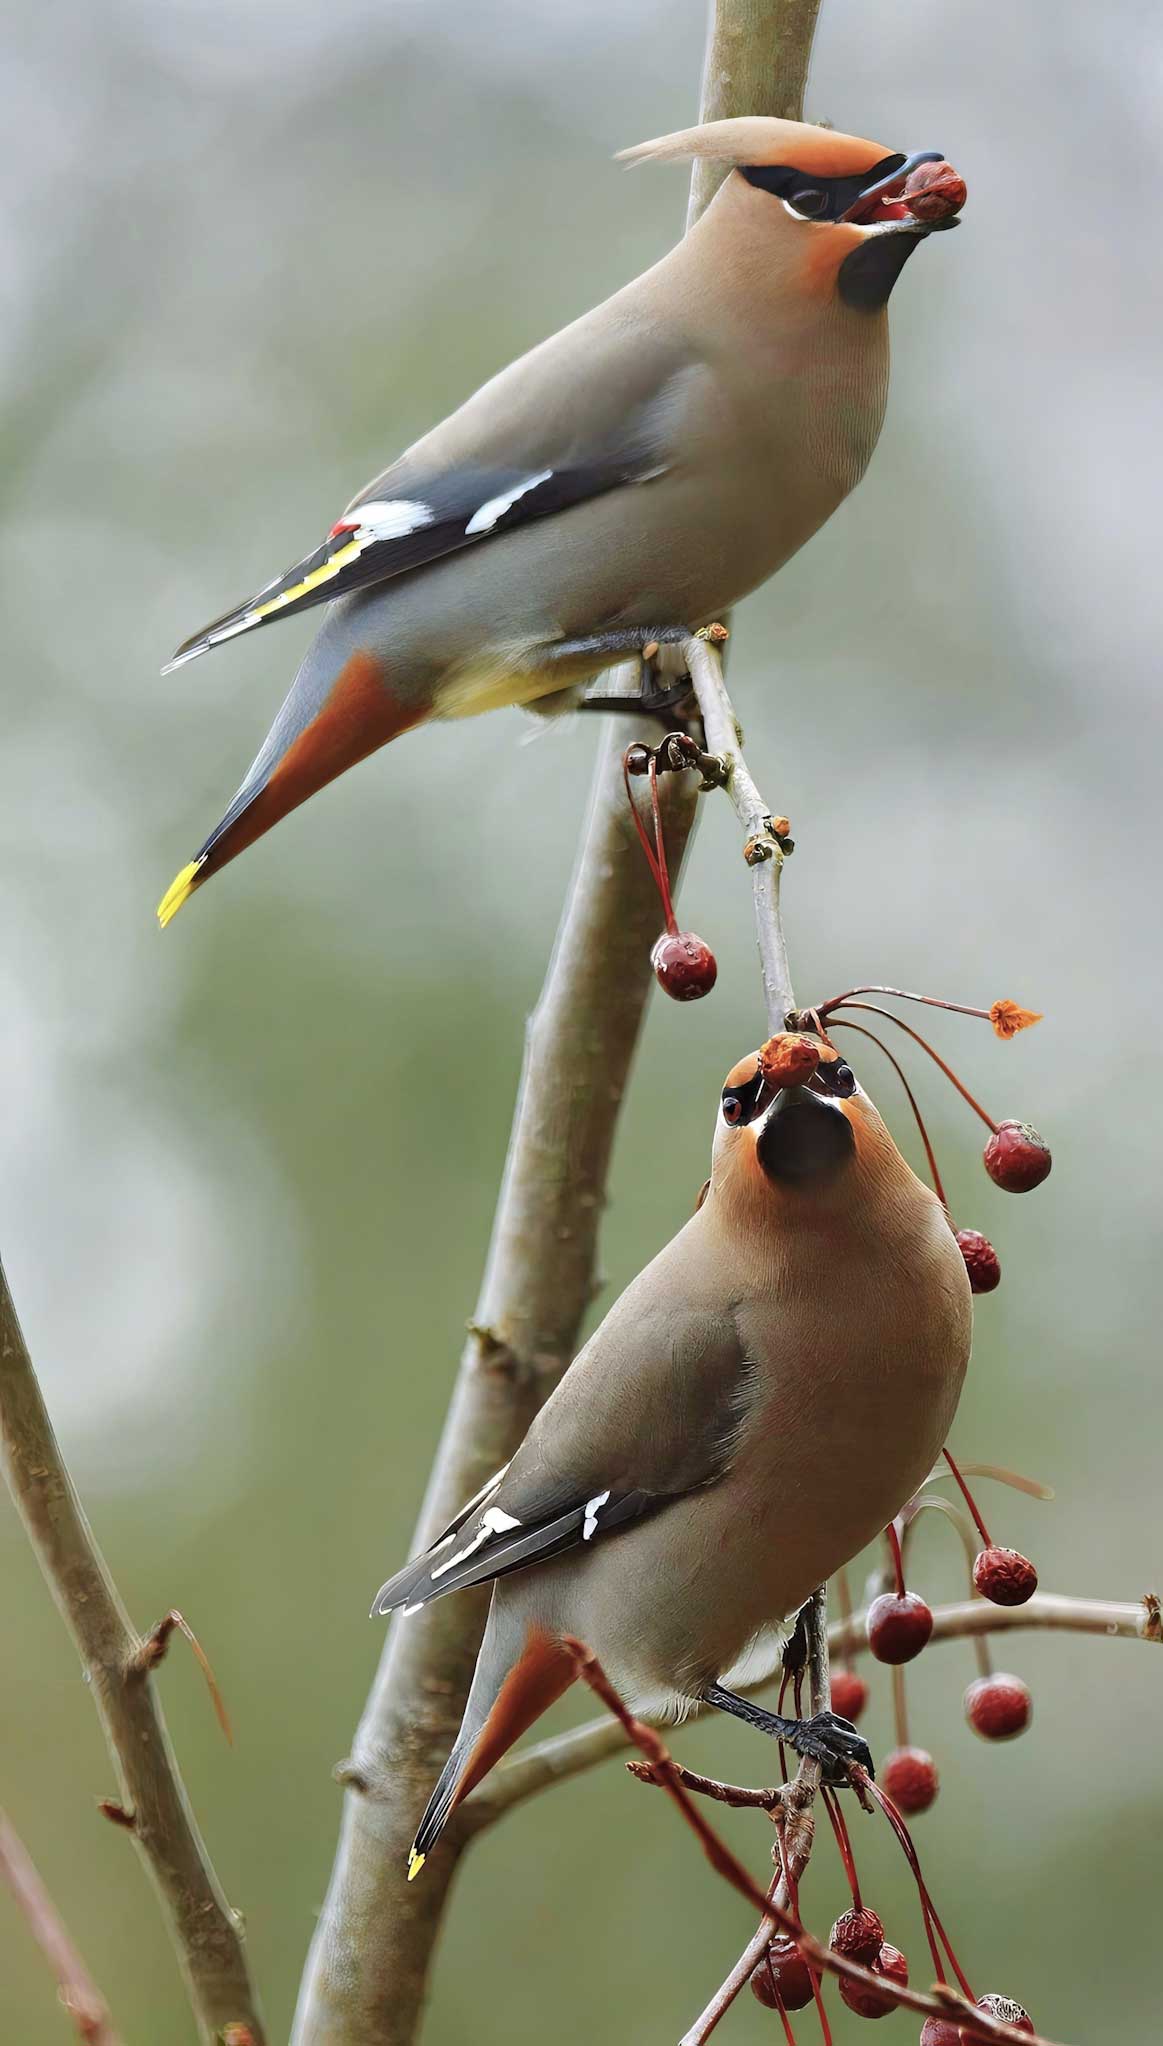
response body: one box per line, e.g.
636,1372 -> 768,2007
1,2 -> 1159,2039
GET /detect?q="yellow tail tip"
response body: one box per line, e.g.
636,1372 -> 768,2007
157,860 -> 204,929
407,1850 -> 426,1883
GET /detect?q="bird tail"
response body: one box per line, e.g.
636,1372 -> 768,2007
406,1609 -> 575,1881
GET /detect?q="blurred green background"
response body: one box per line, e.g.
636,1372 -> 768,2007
2,1 -> 1159,2039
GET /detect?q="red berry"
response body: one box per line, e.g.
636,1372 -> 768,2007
830,1906 -> 884,1965
963,1994 -> 1034,2036
830,1669 -> 869,1722
881,1746 -> 939,1814
901,160 -> 967,222
983,1121 -> 1051,1192
867,1592 -> 933,1665
839,1943 -> 908,2020
759,1031 -> 821,1088
750,1936 -> 815,2012
973,1546 -> 1038,1606
919,2023 -> 961,2046
955,1228 -> 1001,1294
650,930 -> 717,1001
964,1673 -> 1032,1741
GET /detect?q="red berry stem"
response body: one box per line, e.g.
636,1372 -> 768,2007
818,986 -> 1001,1025
828,1003 -> 1000,1133
828,1020 -> 948,1205
773,1821 -> 831,2046
902,1495 -> 991,1676
863,1778 -> 975,2000
771,1974 -> 799,2046
621,747 -> 678,933
820,1785 -> 862,1909
892,1665 -> 909,1750
886,1518 -> 907,1598
942,1449 -> 994,1547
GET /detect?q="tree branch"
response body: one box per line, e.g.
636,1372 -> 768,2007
0,1261 -> 264,2045
467,1589 -> 1159,1821
0,1807 -> 122,2046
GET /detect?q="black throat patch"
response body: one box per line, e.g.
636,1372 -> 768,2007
838,231 -> 926,311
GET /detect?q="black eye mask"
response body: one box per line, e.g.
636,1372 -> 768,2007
740,153 -> 907,222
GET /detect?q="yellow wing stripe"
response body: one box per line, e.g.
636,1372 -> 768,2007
251,538 -> 364,622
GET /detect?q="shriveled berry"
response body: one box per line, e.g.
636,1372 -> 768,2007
964,1673 -> 1032,1741
955,1228 -> 1001,1294
881,1746 -> 939,1814
759,1031 -> 821,1088
839,1943 -> 908,2020
901,161 -> 967,223
867,1592 -> 933,1665
830,1669 -> 869,1723
919,2022 -> 961,2046
830,1906 -> 884,1965
983,1121 -> 1051,1192
651,931 -> 717,1001
973,1546 -> 1038,1606
750,1936 -> 815,2012
963,1994 -> 1034,2036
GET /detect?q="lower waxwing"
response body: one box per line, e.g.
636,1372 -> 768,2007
158,116 -> 961,923
371,1040 -> 973,1878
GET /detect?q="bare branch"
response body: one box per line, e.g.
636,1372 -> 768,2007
0,1261 -> 264,2043
0,1807 -> 122,2045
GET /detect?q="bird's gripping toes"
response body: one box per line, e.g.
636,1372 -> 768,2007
369,1034 -> 972,1878
158,117 -> 962,924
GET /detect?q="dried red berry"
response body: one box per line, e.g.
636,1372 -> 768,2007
881,1746 -> 939,1814
919,2022 -> 961,2046
750,1936 -> 815,2012
901,161 -> 967,223
650,931 -> 717,1002
839,1943 -> 909,2019
964,1673 -> 1032,1741
973,1546 -> 1038,1607
989,1000 -> 1042,1040
759,1031 -> 821,1088
955,1228 -> 1001,1294
830,1906 -> 885,1965
830,1669 -> 869,1722
867,1592 -> 933,1665
963,1994 -> 1034,2036
983,1121 -> 1051,1192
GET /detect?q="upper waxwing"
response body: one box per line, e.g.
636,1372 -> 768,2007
158,117 -> 961,924
371,1039 -> 973,1878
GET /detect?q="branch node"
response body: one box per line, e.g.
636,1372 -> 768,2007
333,1759 -> 371,1794
96,1801 -> 136,1833
1142,1591 -> 1161,1641
743,833 -> 777,868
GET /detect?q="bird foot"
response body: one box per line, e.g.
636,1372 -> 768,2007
786,1710 -> 874,1785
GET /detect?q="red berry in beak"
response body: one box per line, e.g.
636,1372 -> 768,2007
964,1673 -> 1032,1740
983,1121 -> 1051,1192
759,1031 -> 821,1088
830,1669 -> 869,1722
881,1746 -> 939,1814
750,1936 -> 815,2012
973,1545 -> 1038,1606
830,1906 -> 885,1965
954,1228 -> 1001,1294
900,161 -> 966,223
919,2023 -> 961,2046
867,1591 -> 933,1665
650,931 -> 717,1001
965,1995 -> 1034,2036
838,1942 -> 909,2020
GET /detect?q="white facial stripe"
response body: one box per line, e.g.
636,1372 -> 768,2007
352,498 -> 436,539
582,1489 -> 611,1541
428,1504 -> 521,1581
465,469 -> 553,537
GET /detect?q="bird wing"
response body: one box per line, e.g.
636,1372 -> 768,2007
371,1295 -> 754,1616
164,325 -> 703,673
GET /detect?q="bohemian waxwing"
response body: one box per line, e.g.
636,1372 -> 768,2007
158,116 -> 960,924
371,1040 -> 972,1878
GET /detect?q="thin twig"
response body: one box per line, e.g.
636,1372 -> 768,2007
290,7 -> 822,2041
0,1262 -> 264,2044
0,1808 -> 122,2045
468,1589 -> 1159,1819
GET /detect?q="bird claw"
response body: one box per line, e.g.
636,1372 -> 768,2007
787,1711 -> 874,1784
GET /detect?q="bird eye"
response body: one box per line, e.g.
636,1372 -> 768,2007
722,1095 -> 744,1125
831,1062 -> 856,1097
790,187 -> 828,218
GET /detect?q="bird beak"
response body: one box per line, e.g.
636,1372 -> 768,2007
755,1085 -> 856,1185
841,148 -> 958,231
